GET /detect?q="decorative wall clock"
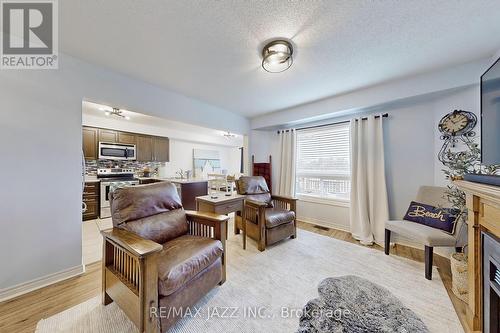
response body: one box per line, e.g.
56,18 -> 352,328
438,109 -> 478,166
438,109 -> 477,137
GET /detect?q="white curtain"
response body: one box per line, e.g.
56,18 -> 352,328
277,129 -> 297,196
349,115 -> 389,245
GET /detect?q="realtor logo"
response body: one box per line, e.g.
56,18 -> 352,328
1,0 -> 58,69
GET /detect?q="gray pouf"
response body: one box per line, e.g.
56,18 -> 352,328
298,275 -> 429,333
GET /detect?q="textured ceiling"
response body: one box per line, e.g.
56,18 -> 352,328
60,1 -> 500,117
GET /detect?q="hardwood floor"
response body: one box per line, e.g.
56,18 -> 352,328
0,221 -> 469,333
0,262 -> 102,333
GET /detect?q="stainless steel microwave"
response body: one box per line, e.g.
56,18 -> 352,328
98,142 -> 136,160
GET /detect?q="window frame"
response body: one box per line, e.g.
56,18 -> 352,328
295,122 -> 351,204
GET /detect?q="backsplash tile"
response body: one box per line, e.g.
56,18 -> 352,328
84,160 -> 165,177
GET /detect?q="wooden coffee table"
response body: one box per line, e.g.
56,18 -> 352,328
195,193 -> 246,249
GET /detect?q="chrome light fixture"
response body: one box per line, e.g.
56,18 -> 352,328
102,107 -> 130,120
261,40 -> 293,73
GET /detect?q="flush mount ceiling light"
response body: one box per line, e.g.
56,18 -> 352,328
103,107 -> 130,120
261,40 -> 293,73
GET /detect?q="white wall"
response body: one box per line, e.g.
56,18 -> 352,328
250,85 -> 480,256
251,58 -> 490,130
0,53 -> 249,292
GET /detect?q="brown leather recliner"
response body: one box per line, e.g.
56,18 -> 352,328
101,182 -> 229,333
234,176 -> 297,251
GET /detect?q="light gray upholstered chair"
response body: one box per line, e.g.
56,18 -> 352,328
385,186 -> 466,280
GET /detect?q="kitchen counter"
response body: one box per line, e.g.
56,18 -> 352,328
137,177 -> 208,184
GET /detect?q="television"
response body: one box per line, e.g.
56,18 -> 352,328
464,57 -> 500,186
481,56 -> 500,165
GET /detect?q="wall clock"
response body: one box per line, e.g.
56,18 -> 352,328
438,109 -> 478,167
438,109 -> 477,137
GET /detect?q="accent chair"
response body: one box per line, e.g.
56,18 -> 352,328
385,185 -> 466,280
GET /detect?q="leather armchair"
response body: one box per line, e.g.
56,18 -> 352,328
101,182 -> 229,333
235,176 -> 297,251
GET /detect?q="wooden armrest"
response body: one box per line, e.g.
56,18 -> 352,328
101,228 -> 162,258
185,210 -> 230,223
272,195 -> 298,202
245,199 -> 268,209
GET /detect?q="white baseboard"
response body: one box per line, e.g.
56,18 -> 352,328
298,217 -> 350,232
0,264 -> 85,302
298,220 -> 454,259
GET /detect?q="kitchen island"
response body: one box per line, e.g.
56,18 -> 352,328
138,177 -> 209,210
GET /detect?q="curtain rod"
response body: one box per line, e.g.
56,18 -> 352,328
277,113 -> 389,134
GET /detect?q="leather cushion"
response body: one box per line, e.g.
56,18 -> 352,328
246,193 -> 274,208
265,208 -> 295,228
121,209 -> 188,244
110,182 -> 183,226
237,176 -> 270,194
157,235 -> 223,296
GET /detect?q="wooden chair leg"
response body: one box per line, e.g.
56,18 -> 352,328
384,229 -> 391,255
425,246 -> 433,280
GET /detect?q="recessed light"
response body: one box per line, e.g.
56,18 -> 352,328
104,111 -> 110,116
125,116 -> 130,120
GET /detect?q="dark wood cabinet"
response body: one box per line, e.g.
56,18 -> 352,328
136,135 -> 154,161
153,136 -> 170,162
118,132 -> 136,144
82,126 -> 168,162
83,182 -> 99,221
82,127 -> 98,160
99,129 -> 118,143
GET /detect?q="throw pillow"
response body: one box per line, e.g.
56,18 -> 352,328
403,201 -> 460,234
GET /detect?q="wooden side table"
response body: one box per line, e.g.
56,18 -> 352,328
196,194 -> 246,249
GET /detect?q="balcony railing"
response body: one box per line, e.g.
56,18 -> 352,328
296,175 -> 351,200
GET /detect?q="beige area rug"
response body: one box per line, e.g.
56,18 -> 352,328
36,229 -> 463,333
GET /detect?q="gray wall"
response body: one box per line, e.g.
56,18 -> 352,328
0,54 -> 249,290
250,86 -> 480,255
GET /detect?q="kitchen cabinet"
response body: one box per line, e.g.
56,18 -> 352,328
118,132 -> 136,144
153,136 -> 170,162
82,127 -> 98,160
98,129 -> 118,143
82,126 -> 169,162
136,135 -> 153,161
83,182 -> 99,221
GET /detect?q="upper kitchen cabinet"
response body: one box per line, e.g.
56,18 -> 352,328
117,132 -> 136,145
98,129 -> 118,143
136,135 -> 153,161
82,126 -> 169,162
82,127 -> 98,160
153,136 -> 170,162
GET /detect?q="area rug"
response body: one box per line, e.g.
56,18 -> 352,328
36,228 -> 463,333
298,275 -> 429,332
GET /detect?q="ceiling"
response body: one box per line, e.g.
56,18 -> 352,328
61,1 -> 500,118
82,101 -> 243,146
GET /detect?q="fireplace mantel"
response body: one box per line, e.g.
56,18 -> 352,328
455,180 -> 500,332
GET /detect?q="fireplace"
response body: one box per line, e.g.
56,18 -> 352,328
483,231 -> 500,333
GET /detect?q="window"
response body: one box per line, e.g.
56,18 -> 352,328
295,123 -> 351,201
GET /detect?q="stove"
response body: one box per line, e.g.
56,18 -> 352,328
98,168 -> 139,218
